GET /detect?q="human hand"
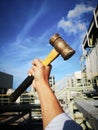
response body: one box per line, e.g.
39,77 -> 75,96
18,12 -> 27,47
28,58 -> 52,89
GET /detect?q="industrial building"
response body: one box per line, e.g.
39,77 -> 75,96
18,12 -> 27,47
54,5 -> 98,130
75,5 -> 98,130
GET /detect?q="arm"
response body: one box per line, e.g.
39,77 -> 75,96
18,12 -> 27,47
29,58 -> 64,129
29,58 -> 82,130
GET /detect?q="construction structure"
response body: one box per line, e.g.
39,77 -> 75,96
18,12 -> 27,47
53,5 -> 98,130
75,5 -> 98,130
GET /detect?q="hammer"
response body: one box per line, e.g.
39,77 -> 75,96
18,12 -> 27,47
9,33 -> 75,102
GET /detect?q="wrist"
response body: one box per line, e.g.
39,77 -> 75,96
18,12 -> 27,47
34,80 -> 50,92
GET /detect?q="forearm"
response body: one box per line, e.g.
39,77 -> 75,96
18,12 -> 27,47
36,81 -> 64,129
30,59 -> 64,128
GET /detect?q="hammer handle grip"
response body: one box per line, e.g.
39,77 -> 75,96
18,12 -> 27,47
9,49 -> 59,102
9,76 -> 34,102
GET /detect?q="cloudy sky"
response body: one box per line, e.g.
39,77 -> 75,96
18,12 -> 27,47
0,0 -> 97,90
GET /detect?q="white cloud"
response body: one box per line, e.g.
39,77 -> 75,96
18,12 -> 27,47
57,4 -> 94,36
58,18 -> 72,28
58,18 -> 86,35
67,4 -> 94,19
57,3 -> 96,54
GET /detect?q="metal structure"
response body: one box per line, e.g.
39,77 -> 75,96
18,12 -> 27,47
76,5 -> 98,130
80,5 -> 98,93
53,5 -> 98,130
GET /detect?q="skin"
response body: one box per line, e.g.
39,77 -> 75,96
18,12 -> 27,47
28,58 -> 64,129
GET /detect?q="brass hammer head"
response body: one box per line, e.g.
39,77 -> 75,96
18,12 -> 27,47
49,33 -> 75,60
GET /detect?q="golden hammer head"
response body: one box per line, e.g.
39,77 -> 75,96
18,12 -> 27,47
49,33 -> 75,60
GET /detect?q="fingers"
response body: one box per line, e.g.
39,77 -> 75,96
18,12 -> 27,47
28,58 -> 52,77
32,58 -> 52,69
28,59 -> 42,76
28,59 -> 41,75
45,64 -> 52,75
32,58 -> 43,67
44,65 -> 52,81
28,68 -> 33,76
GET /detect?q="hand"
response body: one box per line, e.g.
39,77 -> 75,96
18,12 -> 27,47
28,58 -> 52,89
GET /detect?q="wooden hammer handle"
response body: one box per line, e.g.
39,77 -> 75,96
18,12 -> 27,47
42,49 -> 59,66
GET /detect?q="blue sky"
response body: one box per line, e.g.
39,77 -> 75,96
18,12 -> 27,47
0,0 -> 97,90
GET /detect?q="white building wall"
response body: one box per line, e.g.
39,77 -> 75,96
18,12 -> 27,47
86,43 -> 98,79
